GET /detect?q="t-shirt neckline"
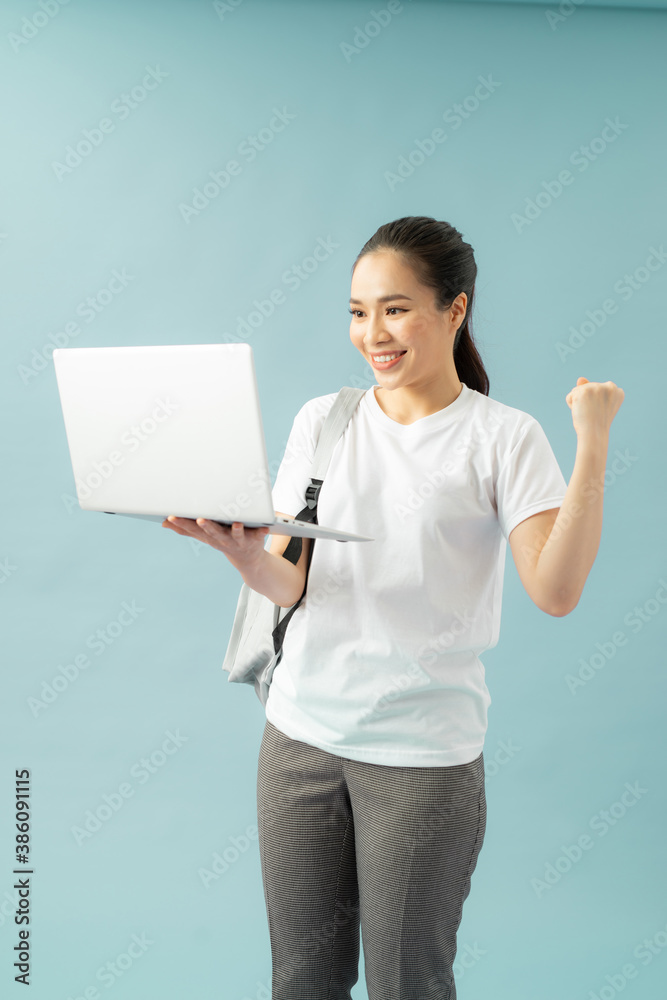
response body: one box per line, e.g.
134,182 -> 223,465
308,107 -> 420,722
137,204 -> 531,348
364,381 -> 474,433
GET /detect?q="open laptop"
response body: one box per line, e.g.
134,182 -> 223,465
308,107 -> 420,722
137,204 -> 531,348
52,343 -> 373,543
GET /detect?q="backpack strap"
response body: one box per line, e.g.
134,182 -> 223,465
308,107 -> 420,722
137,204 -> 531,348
271,386 -> 366,653
281,387 -> 366,565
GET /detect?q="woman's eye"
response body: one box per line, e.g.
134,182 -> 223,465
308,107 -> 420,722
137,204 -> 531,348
348,308 -> 404,317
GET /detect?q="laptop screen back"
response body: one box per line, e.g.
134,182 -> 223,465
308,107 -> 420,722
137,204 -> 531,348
53,343 -> 274,522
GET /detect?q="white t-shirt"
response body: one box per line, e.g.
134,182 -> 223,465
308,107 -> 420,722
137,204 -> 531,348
266,381 -> 568,767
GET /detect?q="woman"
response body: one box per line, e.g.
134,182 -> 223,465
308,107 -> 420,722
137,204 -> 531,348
163,216 -> 624,1000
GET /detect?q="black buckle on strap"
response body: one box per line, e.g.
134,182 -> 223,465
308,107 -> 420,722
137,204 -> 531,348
305,479 -> 323,509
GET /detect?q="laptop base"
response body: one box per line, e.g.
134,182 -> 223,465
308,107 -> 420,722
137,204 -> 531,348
101,511 -> 372,542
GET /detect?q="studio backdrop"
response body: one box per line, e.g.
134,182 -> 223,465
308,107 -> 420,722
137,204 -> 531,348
1,1 -> 665,998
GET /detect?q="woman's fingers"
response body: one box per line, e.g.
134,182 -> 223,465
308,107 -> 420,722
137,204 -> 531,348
195,518 -> 237,542
196,517 -> 225,534
163,516 -> 211,540
163,518 -> 270,578
162,517 -> 267,549
162,518 -> 191,536
162,517 -> 212,540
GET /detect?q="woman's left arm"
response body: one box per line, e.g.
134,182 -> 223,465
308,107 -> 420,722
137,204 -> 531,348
511,377 -> 625,617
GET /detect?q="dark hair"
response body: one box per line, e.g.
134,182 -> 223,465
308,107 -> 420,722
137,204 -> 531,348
351,216 -> 489,395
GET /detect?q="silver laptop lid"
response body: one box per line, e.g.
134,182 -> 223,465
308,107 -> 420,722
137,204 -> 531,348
52,343 -> 275,523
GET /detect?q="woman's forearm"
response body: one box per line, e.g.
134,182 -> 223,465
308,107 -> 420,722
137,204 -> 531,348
534,429 -> 610,615
241,549 -> 304,608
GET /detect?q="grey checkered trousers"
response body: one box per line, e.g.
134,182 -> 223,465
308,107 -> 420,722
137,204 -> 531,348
257,718 -> 487,1000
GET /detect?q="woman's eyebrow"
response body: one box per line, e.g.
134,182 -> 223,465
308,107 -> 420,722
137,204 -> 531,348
349,294 -> 413,304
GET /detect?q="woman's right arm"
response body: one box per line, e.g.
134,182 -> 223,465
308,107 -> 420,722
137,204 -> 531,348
162,511 -> 312,608
243,514 -> 312,608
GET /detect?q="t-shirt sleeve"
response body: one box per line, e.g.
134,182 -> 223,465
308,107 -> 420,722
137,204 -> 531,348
496,416 -> 568,541
271,401 -> 317,517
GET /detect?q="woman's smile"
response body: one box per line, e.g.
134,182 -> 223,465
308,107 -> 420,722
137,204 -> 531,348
370,350 -> 407,370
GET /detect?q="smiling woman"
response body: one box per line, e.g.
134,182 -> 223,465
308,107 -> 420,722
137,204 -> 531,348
161,215 -> 622,1000
347,216 -> 488,426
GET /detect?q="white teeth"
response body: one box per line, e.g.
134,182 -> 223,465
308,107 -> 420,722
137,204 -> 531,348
374,353 -> 404,362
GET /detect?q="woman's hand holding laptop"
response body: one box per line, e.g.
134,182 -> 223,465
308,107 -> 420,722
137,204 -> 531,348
162,517 -> 269,574
162,514 -> 308,608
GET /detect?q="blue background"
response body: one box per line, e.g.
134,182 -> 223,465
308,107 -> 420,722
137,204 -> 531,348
1,1 -> 666,998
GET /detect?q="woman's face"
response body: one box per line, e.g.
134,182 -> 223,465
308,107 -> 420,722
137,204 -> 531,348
349,251 -> 467,387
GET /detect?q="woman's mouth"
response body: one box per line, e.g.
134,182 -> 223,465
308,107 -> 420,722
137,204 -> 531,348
371,351 -> 407,370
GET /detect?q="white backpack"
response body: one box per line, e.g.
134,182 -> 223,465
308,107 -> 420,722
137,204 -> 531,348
221,386 -> 366,705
